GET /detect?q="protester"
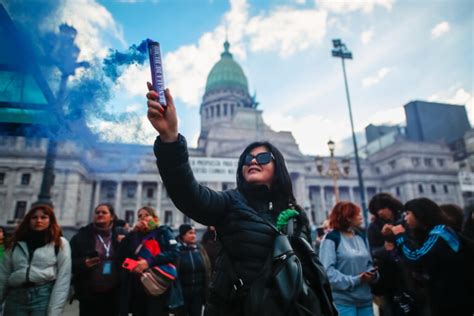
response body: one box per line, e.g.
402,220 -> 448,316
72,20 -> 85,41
320,201 -> 377,316
117,206 -> 179,316
145,85 -> 335,316
440,203 -> 464,232
367,193 -> 408,316
200,226 -> 218,270
390,198 -> 473,315
0,204 -> 71,316
70,203 -> 121,316
176,224 -> 212,316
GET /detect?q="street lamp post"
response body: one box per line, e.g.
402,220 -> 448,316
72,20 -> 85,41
315,140 -> 350,204
331,38 -> 368,227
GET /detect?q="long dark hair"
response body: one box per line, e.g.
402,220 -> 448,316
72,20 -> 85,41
236,141 -> 302,214
7,204 -> 63,249
368,192 -> 403,221
403,198 -> 447,242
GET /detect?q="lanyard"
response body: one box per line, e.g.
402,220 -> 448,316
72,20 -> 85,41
97,235 -> 111,258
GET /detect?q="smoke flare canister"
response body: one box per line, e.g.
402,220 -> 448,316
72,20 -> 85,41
147,39 -> 166,106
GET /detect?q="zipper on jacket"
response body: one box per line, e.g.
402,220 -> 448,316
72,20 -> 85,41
269,201 -> 273,211
189,248 -> 196,292
25,248 -> 35,284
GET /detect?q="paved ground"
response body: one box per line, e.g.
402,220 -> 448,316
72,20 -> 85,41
62,300 -> 79,316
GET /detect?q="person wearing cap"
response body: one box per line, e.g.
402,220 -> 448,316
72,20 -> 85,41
0,204 -> 71,316
176,224 -> 211,316
70,203 -> 122,316
117,206 -> 179,316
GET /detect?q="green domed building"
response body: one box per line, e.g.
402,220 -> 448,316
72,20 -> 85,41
199,41 -> 257,143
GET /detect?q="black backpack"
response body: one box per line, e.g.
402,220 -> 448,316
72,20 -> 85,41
223,216 -> 338,316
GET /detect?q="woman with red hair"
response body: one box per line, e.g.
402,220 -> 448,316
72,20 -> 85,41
320,201 -> 377,316
0,204 -> 71,316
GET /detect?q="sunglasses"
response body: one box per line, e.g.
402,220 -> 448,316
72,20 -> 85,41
244,152 -> 275,166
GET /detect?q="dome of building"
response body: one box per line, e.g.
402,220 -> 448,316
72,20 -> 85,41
205,41 -> 248,94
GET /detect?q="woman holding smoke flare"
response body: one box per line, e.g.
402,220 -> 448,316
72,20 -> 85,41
145,83 -> 336,316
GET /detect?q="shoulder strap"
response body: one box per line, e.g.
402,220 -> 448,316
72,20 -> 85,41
325,230 -> 341,250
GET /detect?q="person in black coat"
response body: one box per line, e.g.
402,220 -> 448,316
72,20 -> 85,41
117,206 -> 179,316
145,85 -> 330,316
70,203 -> 121,316
390,198 -> 473,316
176,224 -> 212,316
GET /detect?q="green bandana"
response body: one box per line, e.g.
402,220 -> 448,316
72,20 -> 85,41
276,209 -> 299,231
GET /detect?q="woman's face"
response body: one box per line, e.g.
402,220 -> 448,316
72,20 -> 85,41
351,212 -> 363,228
138,209 -> 153,223
404,210 -> 418,229
377,207 -> 394,222
93,205 -> 114,227
182,228 -> 196,244
29,209 -> 50,231
242,146 -> 275,188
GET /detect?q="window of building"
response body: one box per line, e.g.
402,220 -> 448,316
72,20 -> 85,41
411,157 -> 420,167
21,173 -> 31,185
223,103 -> 228,116
14,201 -> 27,219
389,160 -> 396,170
205,108 -> 209,119
126,187 -> 135,198
147,188 -> 154,198
216,105 -> 220,117
0,172 -> 5,185
396,186 -> 401,196
443,184 -> 449,194
210,106 -> 214,118
125,210 -> 134,225
437,159 -> 445,167
431,184 -> 436,193
418,184 -> 424,193
375,167 -> 381,175
424,158 -> 433,167
164,210 -> 173,226
231,104 -> 234,115
107,187 -> 115,198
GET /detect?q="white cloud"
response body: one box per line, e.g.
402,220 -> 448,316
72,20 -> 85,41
91,115 -> 157,144
264,112 -> 349,155
363,106 -> 406,127
317,0 -> 394,14
362,67 -> 392,87
115,63 -> 150,97
431,21 -> 450,39
246,8 -> 327,57
59,0 -> 126,61
294,0 -> 306,3
361,29 -> 374,44
164,0 -> 329,105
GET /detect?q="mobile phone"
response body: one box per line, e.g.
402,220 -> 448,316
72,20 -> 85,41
147,39 -> 166,107
87,250 -> 99,258
122,258 -> 139,271
368,267 -> 378,273
114,226 -> 128,236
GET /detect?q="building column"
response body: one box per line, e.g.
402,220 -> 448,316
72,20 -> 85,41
93,180 -> 101,208
349,186 -> 354,202
136,181 -> 143,210
319,186 -> 326,218
114,181 -> 122,217
156,182 -> 163,213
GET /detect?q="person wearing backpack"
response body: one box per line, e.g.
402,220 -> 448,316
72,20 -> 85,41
0,203 -> 71,316
388,198 -> 473,316
70,203 -> 122,316
145,85 -> 337,316
320,201 -> 377,316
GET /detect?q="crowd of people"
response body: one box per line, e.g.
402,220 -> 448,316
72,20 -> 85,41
0,84 -> 472,316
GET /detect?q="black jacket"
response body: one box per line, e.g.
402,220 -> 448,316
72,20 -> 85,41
70,224 -> 121,300
154,135 -> 306,314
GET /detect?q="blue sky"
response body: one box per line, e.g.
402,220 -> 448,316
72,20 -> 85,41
9,0 -> 473,155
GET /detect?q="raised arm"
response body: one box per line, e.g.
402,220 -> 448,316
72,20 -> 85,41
147,84 -> 231,225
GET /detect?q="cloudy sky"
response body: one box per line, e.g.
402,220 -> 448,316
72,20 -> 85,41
7,0 -> 473,155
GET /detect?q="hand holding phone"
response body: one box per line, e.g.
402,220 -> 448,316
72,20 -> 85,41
122,258 -> 139,271
85,255 -> 100,268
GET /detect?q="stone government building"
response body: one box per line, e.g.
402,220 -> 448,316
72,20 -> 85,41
0,41 -> 468,232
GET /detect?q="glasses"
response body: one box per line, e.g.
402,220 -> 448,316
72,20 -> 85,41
244,152 -> 275,166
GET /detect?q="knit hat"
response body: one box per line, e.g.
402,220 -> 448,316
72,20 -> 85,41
179,224 -> 193,237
